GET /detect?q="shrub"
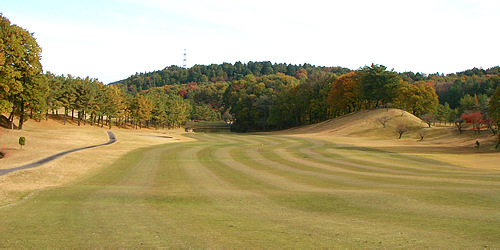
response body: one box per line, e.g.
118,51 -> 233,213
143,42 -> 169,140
19,136 -> 26,149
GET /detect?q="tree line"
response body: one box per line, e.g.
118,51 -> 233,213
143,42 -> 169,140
1,13 -> 500,135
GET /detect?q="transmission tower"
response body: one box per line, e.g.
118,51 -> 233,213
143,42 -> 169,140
183,49 -> 187,68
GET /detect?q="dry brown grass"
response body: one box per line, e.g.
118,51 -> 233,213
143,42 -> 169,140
1,109 -> 498,207
283,108 -> 500,170
0,115 -> 193,206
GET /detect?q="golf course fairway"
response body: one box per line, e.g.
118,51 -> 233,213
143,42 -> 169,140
1,133 -> 499,247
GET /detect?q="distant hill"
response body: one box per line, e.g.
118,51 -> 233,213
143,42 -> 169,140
112,61 -> 352,93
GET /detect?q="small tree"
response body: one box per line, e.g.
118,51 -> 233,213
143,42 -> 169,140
417,129 -> 427,141
19,136 -> 26,149
462,111 -> 484,134
420,114 -> 435,128
377,116 -> 392,128
454,118 -> 465,134
396,124 -> 409,139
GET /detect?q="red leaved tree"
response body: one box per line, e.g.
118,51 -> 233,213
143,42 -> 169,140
461,111 -> 484,133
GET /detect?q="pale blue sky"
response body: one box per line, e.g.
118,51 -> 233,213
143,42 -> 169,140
3,0 -> 499,83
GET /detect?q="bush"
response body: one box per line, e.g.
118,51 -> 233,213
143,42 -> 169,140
19,136 -> 26,149
0,152 -> 4,159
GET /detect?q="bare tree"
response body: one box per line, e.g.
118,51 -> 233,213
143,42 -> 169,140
377,116 -> 392,128
417,129 -> 427,141
454,118 -> 465,134
396,124 -> 409,139
420,114 -> 435,128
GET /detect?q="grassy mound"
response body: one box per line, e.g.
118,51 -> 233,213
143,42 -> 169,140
286,108 -> 426,139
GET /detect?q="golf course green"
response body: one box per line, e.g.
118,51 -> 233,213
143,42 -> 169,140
1,133 -> 499,247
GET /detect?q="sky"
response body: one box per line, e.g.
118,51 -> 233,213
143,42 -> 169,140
3,0 -> 500,84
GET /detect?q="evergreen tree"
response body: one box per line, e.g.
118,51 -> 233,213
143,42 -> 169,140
358,64 -> 402,108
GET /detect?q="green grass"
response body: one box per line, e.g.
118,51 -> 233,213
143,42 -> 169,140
0,133 -> 499,247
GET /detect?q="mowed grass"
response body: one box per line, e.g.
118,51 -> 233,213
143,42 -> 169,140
0,133 -> 499,247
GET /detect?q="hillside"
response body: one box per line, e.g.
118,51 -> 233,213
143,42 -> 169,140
285,108 -> 426,138
283,108 -> 499,170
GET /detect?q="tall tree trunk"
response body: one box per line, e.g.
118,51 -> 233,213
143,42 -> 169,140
8,108 -> 15,122
18,102 -> 25,130
63,107 -> 67,125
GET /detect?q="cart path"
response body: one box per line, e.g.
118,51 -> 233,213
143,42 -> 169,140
0,131 -> 116,176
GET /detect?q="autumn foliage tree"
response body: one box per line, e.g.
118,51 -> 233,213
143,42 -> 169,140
395,81 -> 439,116
129,94 -> 153,129
489,85 -> 500,131
327,72 -> 361,116
462,111 -> 484,133
0,14 -> 46,129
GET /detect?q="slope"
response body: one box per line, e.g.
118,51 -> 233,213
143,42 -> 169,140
282,108 -> 500,170
285,108 -> 425,138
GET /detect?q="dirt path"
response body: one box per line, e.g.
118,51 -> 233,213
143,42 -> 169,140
0,131 -> 116,176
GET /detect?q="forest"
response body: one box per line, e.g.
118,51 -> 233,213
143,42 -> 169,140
2,13 -> 500,133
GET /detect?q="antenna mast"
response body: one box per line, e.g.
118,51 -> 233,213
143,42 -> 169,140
183,49 -> 187,68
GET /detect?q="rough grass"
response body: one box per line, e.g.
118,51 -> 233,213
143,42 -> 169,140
1,133 -> 498,248
0,115 -> 193,206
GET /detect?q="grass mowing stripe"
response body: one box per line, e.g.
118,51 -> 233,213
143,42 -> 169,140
225,134 -> 384,190
221,135 -> 500,246
253,136 -> 438,188
196,143 -> 279,192
313,144 -> 494,176
304,140 -> 500,185
272,137 -> 499,188
188,135 -> 446,247
0,132 -> 498,248
282,136 -> 461,175
241,137 -> 374,189
161,134 -> 348,247
293,137 -> 500,184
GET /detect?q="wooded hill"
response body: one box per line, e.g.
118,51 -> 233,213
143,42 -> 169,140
110,62 -> 500,132
112,62 -> 352,93
116,62 -> 500,110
